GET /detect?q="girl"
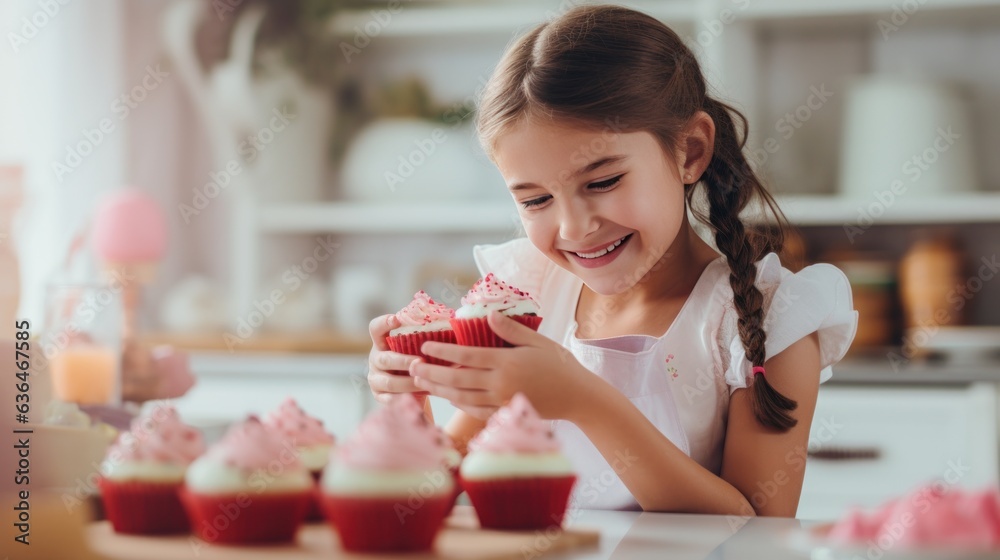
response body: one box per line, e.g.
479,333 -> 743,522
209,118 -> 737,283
367,5 -> 857,517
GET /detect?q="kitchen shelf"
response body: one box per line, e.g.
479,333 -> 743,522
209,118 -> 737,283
330,0 -> 697,38
259,201 -> 520,234
767,192 -> 1000,226
831,356 -> 1000,385
142,329 -> 371,355
737,0 -> 1000,21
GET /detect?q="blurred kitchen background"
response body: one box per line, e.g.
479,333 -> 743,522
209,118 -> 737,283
2,0 -> 1000,519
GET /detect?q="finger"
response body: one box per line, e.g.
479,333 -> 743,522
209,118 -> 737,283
372,351 -> 418,373
411,361 -> 492,390
369,315 -> 401,350
369,369 -> 421,394
487,311 -> 543,347
420,342 -> 502,369
414,377 -> 498,407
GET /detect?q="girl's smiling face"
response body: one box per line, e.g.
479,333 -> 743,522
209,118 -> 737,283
493,119 -> 688,296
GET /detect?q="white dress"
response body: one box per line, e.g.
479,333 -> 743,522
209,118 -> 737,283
473,238 -> 859,510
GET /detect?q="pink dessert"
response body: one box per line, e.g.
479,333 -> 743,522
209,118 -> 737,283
263,398 -> 336,521
105,404 -> 205,466
98,404 -> 205,534
826,485 -> 1000,551
181,416 -> 313,544
467,394 -> 562,454
149,346 -> 197,399
321,394 -> 454,552
331,394 -> 445,471
460,394 -> 575,530
454,273 -> 539,319
262,398 -> 336,475
450,274 -> 542,347
385,291 -> 457,375
390,290 -> 455,336
91,188 -> 168,265
195,416 -> 310,475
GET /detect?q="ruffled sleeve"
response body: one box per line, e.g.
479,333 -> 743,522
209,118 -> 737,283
715,253 -> 859,393
472,238 -> 551,305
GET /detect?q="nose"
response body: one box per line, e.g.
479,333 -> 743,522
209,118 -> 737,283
557,199 -> 599,243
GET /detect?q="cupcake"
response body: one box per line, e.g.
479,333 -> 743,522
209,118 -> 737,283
321,394 -> 454,553
262,398 -> 335,477
181,416 -> 312,545
262,398 -> 336,520
450,273 -> 542,347
460,393 -> 575,530
385,291 -> 457,373
98,403 -> 205,535
826,485 -> 1000,551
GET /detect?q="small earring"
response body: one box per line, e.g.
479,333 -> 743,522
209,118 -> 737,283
683,173 -> 692,182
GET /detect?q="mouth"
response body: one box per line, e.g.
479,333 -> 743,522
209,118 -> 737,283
566,234 -> 633,268
573,235 -> 630,259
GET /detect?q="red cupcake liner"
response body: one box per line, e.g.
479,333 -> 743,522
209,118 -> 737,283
462,475 -> 576,530
98,478 -> 189,535
386,329 -> 456,397
450,315 -> 543,347
180,488 -> 310,545
306,472 -> 324,522
321,492 -> 452,552
385,329 -> 456,370
447,466 -> 463,516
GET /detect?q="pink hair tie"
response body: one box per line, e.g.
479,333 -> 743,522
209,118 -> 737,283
752,366 -> 766,377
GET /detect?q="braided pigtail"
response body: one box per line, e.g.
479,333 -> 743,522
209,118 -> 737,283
698,97 -> 798,431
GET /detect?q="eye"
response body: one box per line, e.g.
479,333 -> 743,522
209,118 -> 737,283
520,195 -> 552,209
588,174 -> 624,191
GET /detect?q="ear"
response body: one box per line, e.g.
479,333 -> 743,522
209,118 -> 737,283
676,111 -> 715,184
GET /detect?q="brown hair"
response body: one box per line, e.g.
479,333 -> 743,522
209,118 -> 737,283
476,5 -> 797,430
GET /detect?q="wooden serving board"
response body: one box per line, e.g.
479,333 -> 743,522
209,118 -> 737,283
86,506 -> 600,560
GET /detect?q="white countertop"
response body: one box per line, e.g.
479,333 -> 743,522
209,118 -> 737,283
77,500 -> 978,560
555,508 -> 820,560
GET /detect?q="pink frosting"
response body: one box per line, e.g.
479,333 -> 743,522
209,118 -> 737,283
205,416 -> 302,472
262,398 -> 335,447
394,291 -> 454,328
828,485 -> 1000,550
108,404 -> 205,466
469,393 -> 559,454
335,395 -> 445,471
91,188 -> 167,262
461,273 -> 537,309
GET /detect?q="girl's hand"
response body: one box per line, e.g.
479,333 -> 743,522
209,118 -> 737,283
367,315 -> 424,405
412,312 -> 589,420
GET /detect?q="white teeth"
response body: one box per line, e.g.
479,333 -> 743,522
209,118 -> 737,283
574,236 -> 628,259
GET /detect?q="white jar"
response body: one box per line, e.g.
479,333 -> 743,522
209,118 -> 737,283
838,77 -> 979,198
340,118 -> 504,202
